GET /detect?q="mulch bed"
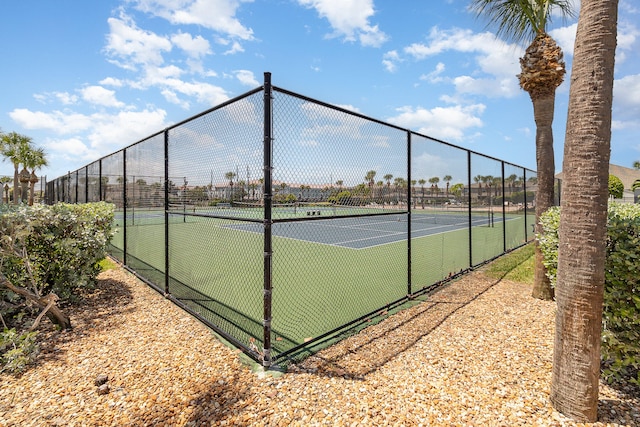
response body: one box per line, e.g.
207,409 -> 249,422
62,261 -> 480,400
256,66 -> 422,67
1,267 -> 638,426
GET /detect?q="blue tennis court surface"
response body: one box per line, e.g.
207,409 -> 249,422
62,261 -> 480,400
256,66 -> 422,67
226,212 -> 501,249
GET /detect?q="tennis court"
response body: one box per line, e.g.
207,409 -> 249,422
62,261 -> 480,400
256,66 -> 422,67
51,78 -> 545,367
223,210 -> 505,249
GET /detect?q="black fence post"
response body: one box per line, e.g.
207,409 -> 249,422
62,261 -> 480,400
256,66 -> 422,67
501,162 -> 506,252
262,72 -> 274,369
123,149 -> 127,266
467,151 -> 473,267
164,130 -> 170,296
407,131 -> 412,296
99,160 -> 103,202
74,170 -> 78,203
85,167 -> 89,203
523,169 -> 529,240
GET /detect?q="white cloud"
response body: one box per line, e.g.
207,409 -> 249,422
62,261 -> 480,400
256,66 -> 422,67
33,92 -> 79,105
234,70 -> 259,86
549,24 -> 577,57
8,107 -> 168,171
55,92 -> 79,105
453,75 -> 519,98
80,86 -> 126,108
105,13 -> 172,69
9,109 -> 94,134
613,73 -> 640,129
420,62 -> 446,83
335,104 -> 361,113
132,0 -> 254,40
223,41 -> 244,55
86,109 -> 168,151
171,32 -> 212,58
387,104 -> 485,142
297,0 -> 388,47
382,50 -> 400,73
99,77 -> 125,88
401,27 -> 522,98
46,137 -> 102,165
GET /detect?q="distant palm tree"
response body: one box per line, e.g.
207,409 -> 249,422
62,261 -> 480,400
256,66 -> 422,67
365,170 -> 376,200
376,180 -> 384,204
443,175 -> 452,196
249,182 -> 258,200
24,147 -> 48,205
225,171 -> 236,201
383,174 -> 393,204
506,173 -> 518,196
633,160 -> 640,170
0,131 -> 33,204
0,176 -> 11,203
429,177 -> 440,198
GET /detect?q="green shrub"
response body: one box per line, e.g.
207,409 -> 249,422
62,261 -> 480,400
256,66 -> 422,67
609,174 -> 624,199
0,328 -> 39,374
538,203 -> 640,384
0,202 -> 114,301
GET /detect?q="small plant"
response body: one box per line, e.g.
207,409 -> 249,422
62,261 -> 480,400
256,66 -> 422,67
0,328 -> 39,374
98,257 -> 118,272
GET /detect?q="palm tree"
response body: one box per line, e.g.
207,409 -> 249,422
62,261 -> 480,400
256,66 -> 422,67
443,175 -> 452,196
365,170 -> 376,200
418,178 -> 426,208
383,174 -> 393,204
428,177 -> 440,198
224,171 -> 236,201
0,176 -> 11,203
472,0 -> 575,300
506,173 -> 517,197
473,175 -> 483,198
0,131 -> 34,204
550,0 -> 618,421
633,160 -> 640,170
23,147 -> 48,205
411,179 -> 417,208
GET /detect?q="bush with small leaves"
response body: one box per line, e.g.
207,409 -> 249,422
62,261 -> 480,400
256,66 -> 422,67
538,203 -> 640,385
1,202 -> 114,302
0,328 -> 39,374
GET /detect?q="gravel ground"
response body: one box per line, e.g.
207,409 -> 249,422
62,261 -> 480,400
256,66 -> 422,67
1,267 -> 638,427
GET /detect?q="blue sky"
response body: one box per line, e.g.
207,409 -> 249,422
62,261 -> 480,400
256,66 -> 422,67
1,0 -> 639,182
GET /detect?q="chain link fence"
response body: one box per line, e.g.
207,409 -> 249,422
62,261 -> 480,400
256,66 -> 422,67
46,73 -> 559,368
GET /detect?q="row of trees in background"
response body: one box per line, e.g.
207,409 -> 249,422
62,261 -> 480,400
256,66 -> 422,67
213,168 -> 537,207
0,131 -> 48,206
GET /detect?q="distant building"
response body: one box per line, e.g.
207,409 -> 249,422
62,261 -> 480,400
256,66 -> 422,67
556,163 -> 640,203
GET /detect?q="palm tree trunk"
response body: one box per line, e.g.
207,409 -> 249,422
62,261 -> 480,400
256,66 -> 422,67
550,0 -> 618,421
531,95 -> 556,300
12,163 -> 19,204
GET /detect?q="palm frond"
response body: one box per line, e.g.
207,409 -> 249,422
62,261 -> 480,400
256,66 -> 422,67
470,0 -> 576,45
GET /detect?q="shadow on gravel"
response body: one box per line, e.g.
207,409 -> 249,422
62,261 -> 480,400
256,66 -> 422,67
35,271 -> 135,366
126,370 -> 254,426
597,398 -> 640,426
289,272 -> 501,380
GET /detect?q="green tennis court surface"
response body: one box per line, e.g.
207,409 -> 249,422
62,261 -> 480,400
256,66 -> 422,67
110,206 -> 531,363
